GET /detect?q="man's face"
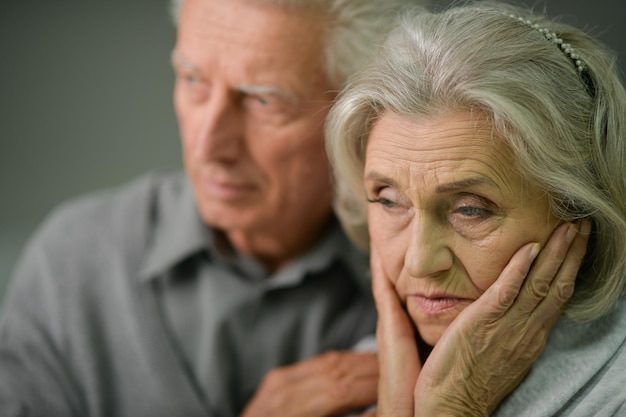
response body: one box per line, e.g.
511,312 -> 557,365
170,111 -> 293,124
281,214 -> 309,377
172,0 -> 336,253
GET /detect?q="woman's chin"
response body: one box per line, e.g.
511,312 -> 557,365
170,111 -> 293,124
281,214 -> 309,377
417,325 -> 446,348
407,297 -> 469,348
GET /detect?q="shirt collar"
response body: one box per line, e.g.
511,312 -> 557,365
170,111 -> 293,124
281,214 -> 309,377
139,176 -> 209,282
138,175 -> 369,290
264,220 -> 370,291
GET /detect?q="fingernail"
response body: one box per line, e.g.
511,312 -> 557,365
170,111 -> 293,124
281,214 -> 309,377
565,223 -> 577,243
580,218 -> 592,235
529,243 -> 540,261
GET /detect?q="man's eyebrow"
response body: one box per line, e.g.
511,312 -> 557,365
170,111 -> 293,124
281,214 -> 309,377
237,84 -> 300,104
170,51 -> 300,104
171,51 -> 201,73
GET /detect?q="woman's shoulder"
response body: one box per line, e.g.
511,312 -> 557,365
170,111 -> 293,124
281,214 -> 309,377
494,299 -> 626,416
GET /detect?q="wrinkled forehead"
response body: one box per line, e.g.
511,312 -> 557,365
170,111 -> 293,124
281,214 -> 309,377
175,0 -> 330,93
365,111 -> 523,193
178,0 -> 326,61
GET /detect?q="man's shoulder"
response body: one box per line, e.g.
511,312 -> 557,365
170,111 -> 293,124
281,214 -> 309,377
29,170 -> 187,257
2,171 -> 190,320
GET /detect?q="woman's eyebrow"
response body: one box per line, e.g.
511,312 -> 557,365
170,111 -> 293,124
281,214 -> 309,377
363,172 -> 402,191
364,172 -> 494,192
436,176 -> 496,193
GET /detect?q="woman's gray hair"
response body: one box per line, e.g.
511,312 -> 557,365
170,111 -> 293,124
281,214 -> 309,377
326,2 -> 626,321
168,0 -> 424,88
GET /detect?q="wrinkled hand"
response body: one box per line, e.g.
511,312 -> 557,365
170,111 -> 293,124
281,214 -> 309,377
372,244 -> 420,417
374,220 -> 591,417
241,350 -> 379,417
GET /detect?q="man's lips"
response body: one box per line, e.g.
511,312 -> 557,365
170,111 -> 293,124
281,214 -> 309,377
407,294 -> 471,315
202,178 -> 258,201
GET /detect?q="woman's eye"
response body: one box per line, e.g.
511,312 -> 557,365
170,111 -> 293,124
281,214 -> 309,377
367,197 -> 397,209
456,205 -> 491,218
366,187 -> 409,212
451,194 -> 498,220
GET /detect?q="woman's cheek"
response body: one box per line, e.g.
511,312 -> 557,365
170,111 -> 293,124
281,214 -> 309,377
464,245 -> 516,291
369,217 -> 405,285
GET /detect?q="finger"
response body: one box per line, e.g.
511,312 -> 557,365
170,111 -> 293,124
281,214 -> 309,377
371,247 -> 417,351
272,351 -> 378,382
246,352 -> 379,417
301,371 -> 379,416
371,248 -> 415,341
531,218 -> 591,321
370,247 -> 419,415
353,412 -> 377,417
516,222 -> 576,311
474,241 -> 540,318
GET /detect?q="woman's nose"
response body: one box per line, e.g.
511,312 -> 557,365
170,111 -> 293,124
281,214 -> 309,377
404,211 -> 453,279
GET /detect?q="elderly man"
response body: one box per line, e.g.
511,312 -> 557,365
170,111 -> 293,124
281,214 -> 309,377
0,1 -> 417,416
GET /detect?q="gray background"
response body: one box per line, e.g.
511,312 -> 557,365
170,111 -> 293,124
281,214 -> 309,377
1,0 -> 625,300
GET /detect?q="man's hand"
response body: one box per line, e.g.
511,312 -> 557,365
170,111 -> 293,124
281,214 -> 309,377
374,219 -> 591,417
241,350 -> 378,417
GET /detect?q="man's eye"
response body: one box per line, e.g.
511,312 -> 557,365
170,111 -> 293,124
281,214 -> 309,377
179,74 -> 210,102
182,73 -> 200,85
245,94 -> 279,109
178,72 -> 205,90
254,96 -> 270,106
242,95 -> 299,125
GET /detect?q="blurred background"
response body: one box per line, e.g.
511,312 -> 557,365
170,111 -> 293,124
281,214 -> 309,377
1,0 -> 625,300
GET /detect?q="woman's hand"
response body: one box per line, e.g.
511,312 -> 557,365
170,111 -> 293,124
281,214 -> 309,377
373,219 -> 591,417
372,242 -> 421,417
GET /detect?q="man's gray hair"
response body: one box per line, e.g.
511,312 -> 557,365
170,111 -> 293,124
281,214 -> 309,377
326,2 -> 626,321
169,0 -> 425,88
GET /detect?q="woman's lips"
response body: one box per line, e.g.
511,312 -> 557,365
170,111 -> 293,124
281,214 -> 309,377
408,295 -> 471,315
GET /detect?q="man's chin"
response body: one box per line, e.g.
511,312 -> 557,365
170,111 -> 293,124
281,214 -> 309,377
198,206 -> 261,231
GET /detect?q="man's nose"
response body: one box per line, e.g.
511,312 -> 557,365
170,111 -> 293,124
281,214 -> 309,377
404,211 -> 453,279
193,89 -> 245,163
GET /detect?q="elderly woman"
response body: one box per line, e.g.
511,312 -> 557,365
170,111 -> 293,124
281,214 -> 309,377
326,2 -> 626,416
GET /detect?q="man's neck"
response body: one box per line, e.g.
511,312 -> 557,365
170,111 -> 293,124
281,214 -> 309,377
225,215 -> 336,273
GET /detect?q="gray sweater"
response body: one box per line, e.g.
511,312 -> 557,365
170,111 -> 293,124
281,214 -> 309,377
492,298 -> 626,416
0,172 -> 376,417
357,299 -> 626,416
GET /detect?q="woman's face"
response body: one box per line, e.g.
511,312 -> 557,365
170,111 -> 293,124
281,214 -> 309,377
365,111 -> 559,347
